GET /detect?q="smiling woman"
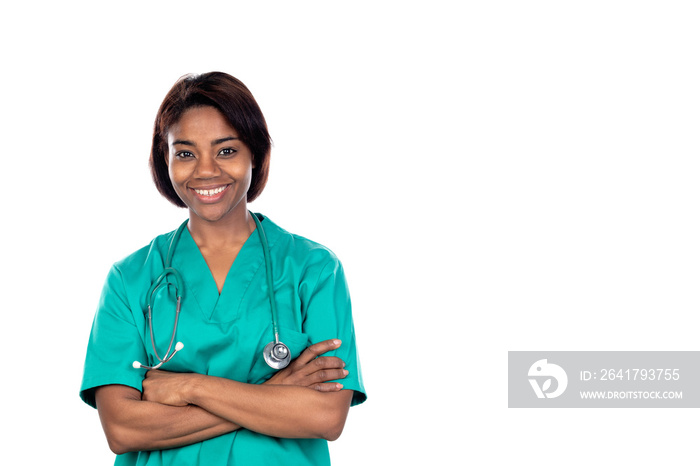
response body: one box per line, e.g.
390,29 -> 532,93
79,72 -> 366,466
150,73 -> 271,208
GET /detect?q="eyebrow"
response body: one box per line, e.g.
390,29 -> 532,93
212,136 -> 238,145
171,136 -> 239,147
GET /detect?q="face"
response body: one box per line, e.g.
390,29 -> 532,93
166,106 -> 254,225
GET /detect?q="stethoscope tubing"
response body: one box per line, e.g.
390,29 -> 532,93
133,211 -> 289,370
250,212 -> 282,345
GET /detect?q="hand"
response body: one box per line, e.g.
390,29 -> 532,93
142,370 -> 201,407
265,339 -> 348,392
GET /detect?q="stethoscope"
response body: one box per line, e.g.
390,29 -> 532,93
132,212 -> 291,371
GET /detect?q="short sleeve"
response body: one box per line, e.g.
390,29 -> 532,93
79,265 -> 148,408
301,257 -> 367,406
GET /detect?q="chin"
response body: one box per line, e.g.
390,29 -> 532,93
191,204 -> 246,224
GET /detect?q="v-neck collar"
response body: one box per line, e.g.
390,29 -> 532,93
170,214 -> 279,323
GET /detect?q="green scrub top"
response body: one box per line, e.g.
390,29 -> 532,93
80,214 -> 366,466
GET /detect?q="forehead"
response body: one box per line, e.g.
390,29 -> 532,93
167,106 -> 238,141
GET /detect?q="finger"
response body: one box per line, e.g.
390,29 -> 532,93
292,339 -> 342,368
311,382 -> 344,392
290,355 -> 346,379
312,356 -> 346,370
308,368 -> 349,385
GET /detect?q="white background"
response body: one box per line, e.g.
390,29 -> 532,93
1,1 -> 699,464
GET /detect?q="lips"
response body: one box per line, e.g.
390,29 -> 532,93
190,184 -> 231,202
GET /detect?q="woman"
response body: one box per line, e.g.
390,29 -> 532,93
80,72 -> 366,465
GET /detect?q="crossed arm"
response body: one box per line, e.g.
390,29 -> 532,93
95,339 -> 352,455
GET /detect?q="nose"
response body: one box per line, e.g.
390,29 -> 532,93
194,154 -> 221,178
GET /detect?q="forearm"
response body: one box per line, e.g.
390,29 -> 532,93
95,385 -> 240,454
186,375 -> 352,441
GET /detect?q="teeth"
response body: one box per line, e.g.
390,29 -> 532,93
194,186 -> 227,196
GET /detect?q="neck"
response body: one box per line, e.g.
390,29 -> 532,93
187,209 -> 256,249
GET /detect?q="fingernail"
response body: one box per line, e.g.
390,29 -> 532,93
337,383 -> 344,389
342,369 -> 349,376
333,339 -> 342,346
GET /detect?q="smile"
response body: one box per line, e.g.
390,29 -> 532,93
193,186 -> 228,196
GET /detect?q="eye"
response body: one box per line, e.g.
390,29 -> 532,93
175,150 -> 195,159
219,147 -> 238,157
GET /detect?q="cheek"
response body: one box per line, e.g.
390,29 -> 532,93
167,163 -> 190,197
229,156 -> 254,184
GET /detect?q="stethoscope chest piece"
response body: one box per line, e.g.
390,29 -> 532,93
263,341 -> 291,369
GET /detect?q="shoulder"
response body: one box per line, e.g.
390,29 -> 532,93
260,215 -> 352,307
262,215 -> 342,269
110,226 -> 180,276
260,215 -> 346,289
